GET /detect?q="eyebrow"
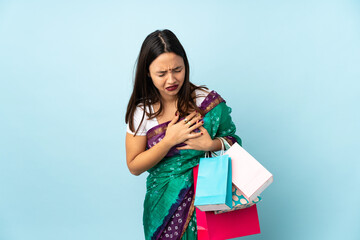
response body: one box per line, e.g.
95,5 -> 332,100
156,66 -> 183,74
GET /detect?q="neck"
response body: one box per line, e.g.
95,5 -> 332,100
153,96 -> 178,117
160,94 -> 178,106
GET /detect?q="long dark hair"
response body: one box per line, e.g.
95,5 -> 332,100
125,29 -> 207,135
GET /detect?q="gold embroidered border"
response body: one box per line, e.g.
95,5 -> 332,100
146,94 -> 224,141
203,95 -> 224,115
146,124 -> 168,140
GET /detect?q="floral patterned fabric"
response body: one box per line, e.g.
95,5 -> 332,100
142,91 -> 242,240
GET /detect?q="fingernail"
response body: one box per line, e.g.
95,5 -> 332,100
201,133 -> 203,135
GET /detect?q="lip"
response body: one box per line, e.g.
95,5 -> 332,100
166,85 -> 179,91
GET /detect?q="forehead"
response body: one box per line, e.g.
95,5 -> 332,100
149,52 -> 184,70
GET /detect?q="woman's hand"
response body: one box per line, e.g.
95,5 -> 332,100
176,126 -> 220,152
162,111 -> 204,147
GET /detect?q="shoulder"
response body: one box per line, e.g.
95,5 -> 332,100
194,87 -> 211,106
195,88 -> 210,97
127,103 -> 154,136
193,87 -> 227,107
133,103 -> 147,116
132,102 -> 157,118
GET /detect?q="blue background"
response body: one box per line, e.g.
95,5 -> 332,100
1,0 -> 359,239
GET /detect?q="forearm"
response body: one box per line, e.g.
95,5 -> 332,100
128,139 -> 173,176
207,138 -> 222,152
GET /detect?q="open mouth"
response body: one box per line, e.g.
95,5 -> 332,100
166,85 -> 179,91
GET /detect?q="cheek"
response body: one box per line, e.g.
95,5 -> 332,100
180,72 -> 186,82
176,71 -> 185,80
152,77 -> 164,87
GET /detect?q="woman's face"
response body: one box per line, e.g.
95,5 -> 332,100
148,52 -> 185,101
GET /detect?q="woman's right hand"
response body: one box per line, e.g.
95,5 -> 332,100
126,111 -> 203,176
163,111 -> 204,147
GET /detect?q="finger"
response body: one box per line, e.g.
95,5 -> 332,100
187,132 -> 203,139
168,111 -> 179,126
194,113 -> 203,121
188,120 -> 204,132
177,145 -> 191,150
198,126 -> 206,131
184,112 -> 202,126
183,111 -> 198,124
176,141 -> 190,150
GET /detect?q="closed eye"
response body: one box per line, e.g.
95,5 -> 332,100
174,66 -> 183,72
157,67 -> 183,77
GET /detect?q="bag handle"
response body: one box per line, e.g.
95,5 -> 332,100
204,137 -> 227,158
217,137 -> 231,150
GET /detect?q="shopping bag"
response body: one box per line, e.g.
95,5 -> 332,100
194,153 -> 232,211
213,184 -> 261,214
194,165 -> 261,240
225,142 -> 273,202
210,138 -> 262,214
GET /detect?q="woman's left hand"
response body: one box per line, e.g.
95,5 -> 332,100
176,126 -> 218,152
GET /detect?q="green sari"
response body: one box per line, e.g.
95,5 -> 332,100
143,91 -> 241,240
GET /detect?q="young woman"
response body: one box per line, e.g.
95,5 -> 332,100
125,29 -> 241,240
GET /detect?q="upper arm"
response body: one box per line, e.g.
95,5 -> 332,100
125,132 -> 147,171
125,104 -> 148,168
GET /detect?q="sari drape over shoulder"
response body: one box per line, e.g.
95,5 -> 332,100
143,91 -> 242,240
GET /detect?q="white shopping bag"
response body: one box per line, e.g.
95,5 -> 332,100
225,142 -> 273,202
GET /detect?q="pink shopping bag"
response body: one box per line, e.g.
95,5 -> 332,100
194,165 -> 261,240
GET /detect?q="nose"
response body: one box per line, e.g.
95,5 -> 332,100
167,71 -> 176,83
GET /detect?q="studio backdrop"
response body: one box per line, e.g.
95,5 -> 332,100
0,0 -> 359,239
